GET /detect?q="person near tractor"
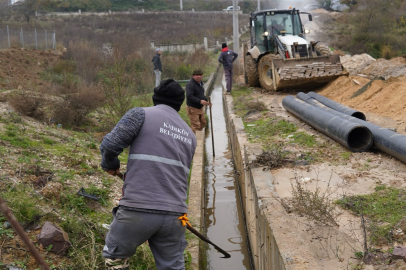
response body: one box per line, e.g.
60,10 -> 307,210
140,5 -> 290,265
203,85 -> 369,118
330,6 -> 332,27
100,79 -> 197,270
271,19 -> 284,35
152,48 -> 162,87
186,68 -> 211,134
218,42 -> 238,94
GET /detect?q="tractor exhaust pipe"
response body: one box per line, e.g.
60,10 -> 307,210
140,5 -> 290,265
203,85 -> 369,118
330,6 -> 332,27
282,96 -> 373,152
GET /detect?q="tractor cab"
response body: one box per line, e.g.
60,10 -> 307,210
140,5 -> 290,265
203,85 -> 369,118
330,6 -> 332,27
250,8 -> 312,53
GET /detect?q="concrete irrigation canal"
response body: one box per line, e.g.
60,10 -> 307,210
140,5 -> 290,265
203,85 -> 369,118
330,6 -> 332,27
203,71 -> 253,270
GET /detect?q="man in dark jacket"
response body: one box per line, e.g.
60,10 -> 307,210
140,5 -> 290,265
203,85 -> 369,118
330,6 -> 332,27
186,69 -> 211,134
152,48 -> 162,87
218,43 -> 238,94
101,79 -> 197,270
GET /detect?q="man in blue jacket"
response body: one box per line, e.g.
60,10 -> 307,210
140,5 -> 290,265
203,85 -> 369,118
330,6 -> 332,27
101,79 -> 197,270
218,43 -> 238,94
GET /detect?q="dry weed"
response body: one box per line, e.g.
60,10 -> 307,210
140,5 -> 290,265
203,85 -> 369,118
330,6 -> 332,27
8,91 -> 45,121
289,173 -> 338,226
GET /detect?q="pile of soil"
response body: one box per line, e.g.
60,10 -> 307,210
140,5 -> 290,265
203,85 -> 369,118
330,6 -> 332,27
318,54 -> 406,124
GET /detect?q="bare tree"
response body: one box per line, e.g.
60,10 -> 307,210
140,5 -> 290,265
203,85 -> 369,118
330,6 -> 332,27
340,0 -> 357,11
0,0 -> 11,22
0,0 -> 8,7
316,0 -> 333,11
13,0 -> 40,23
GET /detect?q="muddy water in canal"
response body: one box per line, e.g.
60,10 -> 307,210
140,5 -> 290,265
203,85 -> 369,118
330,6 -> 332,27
204,73 -> 252,270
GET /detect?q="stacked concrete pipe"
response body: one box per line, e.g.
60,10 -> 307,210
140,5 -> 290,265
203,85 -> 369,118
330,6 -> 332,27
282,96 -> 373,152
296,92 -> 406,164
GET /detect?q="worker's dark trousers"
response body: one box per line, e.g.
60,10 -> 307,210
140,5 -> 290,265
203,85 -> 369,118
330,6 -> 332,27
103,206 -> 187,270
224,69 -> 233,92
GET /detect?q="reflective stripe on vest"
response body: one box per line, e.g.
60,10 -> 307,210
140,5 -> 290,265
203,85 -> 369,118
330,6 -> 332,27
128,154 -> 190,175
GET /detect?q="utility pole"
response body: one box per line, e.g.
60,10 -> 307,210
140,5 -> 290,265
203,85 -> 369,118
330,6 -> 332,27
257,0 -> 260,11
232,0 -> 239,53
180,0 -> 183,11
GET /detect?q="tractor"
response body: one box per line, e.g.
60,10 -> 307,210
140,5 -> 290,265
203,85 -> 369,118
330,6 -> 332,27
244,8 -> 347,91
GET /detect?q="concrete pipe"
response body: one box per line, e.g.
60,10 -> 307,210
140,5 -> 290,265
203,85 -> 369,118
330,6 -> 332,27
297,92 -> 406,164
308,91 -> 366,120
282,95 -> 373,152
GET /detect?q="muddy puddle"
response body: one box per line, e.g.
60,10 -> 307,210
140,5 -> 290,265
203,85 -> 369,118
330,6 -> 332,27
203,73 -> 252,270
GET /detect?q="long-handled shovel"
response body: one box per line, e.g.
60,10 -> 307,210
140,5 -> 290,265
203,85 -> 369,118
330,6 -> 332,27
179,214 -> 230,259
186,222 -> 231,258
208,97 -> 215,158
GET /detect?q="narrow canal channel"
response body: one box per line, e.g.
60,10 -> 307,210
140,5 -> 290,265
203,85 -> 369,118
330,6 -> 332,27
204,71 -> 253,270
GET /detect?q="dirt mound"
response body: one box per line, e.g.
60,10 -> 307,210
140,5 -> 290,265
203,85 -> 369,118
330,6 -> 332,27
340,53 -> 376,75
341,54 -> 406,79
316,53 -> 406,123
0,48 -> 63,91
309,8 -> 331,14
320,75 -> 406,116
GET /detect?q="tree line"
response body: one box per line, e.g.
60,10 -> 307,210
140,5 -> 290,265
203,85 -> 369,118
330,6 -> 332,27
0,0 -> 257,13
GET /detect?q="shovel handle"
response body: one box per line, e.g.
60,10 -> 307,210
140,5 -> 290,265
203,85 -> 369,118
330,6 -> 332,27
186,223 -> 231,258
208,97 -> 215,157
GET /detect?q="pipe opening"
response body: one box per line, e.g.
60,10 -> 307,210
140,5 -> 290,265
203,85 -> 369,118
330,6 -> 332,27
347,126 -> 373,152
351,112 -> 366,121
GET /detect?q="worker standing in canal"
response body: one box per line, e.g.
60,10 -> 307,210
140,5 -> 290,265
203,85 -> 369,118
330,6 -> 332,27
100,79 -> 197,270
218,42 -> 238,94
186,68 -> 211,134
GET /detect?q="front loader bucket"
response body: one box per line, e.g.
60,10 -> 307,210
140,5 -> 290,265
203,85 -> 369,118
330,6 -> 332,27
272,55 -> 348,90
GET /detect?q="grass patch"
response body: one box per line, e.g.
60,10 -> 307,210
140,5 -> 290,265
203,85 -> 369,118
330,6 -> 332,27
1,184 -> 43,224
336,185 -> 406,245
290,132 -> 316,147
341,151 -> 352,160
245,118 -> 297,140
0,217 -> 13,238
336,185 -> 406,224
231,87 -> 257,117
0,124 -> 34,148
57,169 -> 76,182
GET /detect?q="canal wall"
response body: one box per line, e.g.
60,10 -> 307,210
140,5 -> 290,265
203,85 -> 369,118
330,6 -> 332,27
222,87 -> 322,269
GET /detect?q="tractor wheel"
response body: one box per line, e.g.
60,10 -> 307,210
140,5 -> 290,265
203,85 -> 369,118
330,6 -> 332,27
258,54 -> 278,91
245,54 -> 260,87
314,44 -> 332,56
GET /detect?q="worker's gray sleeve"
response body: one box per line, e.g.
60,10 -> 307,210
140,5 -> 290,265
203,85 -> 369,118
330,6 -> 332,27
100,107 -> 145,171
